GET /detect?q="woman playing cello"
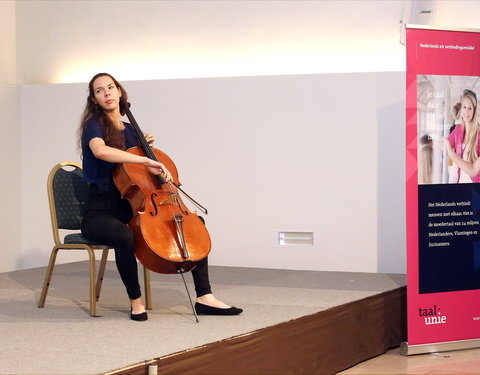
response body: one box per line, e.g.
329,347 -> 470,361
78,72 -> 242,321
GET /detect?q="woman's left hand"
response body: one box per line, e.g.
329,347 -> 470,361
144,132 -> 155,147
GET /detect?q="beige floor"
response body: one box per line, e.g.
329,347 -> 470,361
338,346 -> 480,374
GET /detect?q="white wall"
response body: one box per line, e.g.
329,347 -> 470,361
0,85 -> 21,273
20,72 -> 405,273
14,1 -> 480,84
15,0 -> 408,83
0,1 -> 20,273
0,1 -> 16,84
10,0 -> 480,274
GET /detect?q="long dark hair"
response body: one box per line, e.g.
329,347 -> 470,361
77,72 -> 129,152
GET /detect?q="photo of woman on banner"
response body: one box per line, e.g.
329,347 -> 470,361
417,75 -> 480,184
443,89 -> 480,182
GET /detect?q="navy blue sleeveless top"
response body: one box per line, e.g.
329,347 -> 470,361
81,118 -> 138,192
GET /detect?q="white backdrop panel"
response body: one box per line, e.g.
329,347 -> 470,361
19,72 -> 405,273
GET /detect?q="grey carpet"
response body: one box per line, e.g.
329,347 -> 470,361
0,261 -> 405,375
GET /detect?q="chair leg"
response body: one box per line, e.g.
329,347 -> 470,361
144,267 -> 152,310
38,247 -> 60,308
86,247 -> 97,317
96,249 -> 109,301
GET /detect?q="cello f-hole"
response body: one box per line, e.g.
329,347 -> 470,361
149,193 -> 159,216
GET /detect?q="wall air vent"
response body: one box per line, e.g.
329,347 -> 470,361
278,231 -> 314,247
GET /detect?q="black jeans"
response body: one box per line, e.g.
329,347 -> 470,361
81,184 -> 212,300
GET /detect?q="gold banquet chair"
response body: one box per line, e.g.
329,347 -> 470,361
38,161 -> 152,316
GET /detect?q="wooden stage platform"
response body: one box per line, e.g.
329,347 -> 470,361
0,262 -> 406,375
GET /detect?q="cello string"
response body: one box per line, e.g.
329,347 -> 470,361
123,102 -> 207,214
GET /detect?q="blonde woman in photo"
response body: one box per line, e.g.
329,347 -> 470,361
443,89 -> 480,182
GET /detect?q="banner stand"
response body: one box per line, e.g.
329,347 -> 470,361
400,338 -> 480,356
405,25 -> 480,357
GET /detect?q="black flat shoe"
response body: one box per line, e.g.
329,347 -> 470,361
194,302 -> 243,316
130,308 -> 148,321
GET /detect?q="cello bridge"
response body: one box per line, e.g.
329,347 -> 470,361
157,193 -> 179,206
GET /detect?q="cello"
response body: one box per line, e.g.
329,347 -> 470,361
113,102 -> 211,284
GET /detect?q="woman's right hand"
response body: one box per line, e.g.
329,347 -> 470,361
144,158 -> 173,182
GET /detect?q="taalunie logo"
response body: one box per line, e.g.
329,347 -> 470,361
419,305 -> 447,325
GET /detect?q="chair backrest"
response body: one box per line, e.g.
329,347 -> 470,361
48,162 -> 89,236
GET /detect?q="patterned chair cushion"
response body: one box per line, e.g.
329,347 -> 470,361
53,167 -> 89,230
64,233 -> 106,246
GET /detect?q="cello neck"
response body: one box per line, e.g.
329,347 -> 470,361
122,102 -> 156,159
121,102 -> 166,184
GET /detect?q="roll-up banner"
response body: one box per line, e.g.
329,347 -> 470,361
403,25 -> 480,355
